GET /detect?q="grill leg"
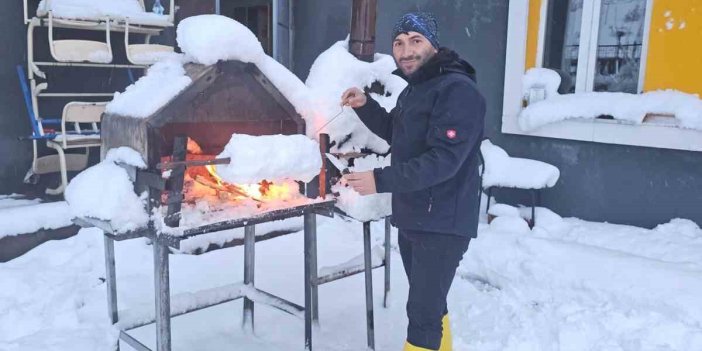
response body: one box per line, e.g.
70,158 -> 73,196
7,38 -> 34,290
304,211 -> 317,351
104,234 -> 120,351
383,217 -> 391,308
531,190 -> 538,228
243,224 -> 256,333
363,221 -> 375,350
153,238 -> 171,351
486,187 -> 493,214
311,225 -> 319,325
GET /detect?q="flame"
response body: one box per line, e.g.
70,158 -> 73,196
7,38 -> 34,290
204,165 -> 294,201
205,165 -> 225,186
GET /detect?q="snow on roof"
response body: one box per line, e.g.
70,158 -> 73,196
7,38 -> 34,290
519,69 -> 702,132
176,15 -> 265,65
105,54 -> 191,118
37,0 -> 170,25
481,140 -> 560,190
107,15 -> 403,153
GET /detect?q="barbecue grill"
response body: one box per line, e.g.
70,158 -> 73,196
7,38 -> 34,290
73,58 -> 390,351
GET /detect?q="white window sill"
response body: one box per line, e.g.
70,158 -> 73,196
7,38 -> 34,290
501,115 -> 702,152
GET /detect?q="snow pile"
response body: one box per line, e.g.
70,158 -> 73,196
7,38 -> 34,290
0,195 -> 41,209
37,0 -> 170,25
215,134 -> 322,184
459,211 -> 702,350
487,203 -> 520,218
332,154 -> 392,221
480,140 -> 560,189
533,217 -> 702,269
65,147 -> 148,233
305,39 -> 407,153
176,15 -> 265,65
3,205 -> 702,350
105,54 -> 191,118
522,67 -> 561,101
520,88 -> 702,131
0,201 -> 72,238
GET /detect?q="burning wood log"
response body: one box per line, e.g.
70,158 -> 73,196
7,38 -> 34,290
193,175 -> 263,203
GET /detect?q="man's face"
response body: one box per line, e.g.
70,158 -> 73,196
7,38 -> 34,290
392,31 -> 438,76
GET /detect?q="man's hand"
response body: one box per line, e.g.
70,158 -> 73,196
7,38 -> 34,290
343,171 -> 377,195
340,87 -> 367,108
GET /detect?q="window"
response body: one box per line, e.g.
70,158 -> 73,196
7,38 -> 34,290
540,0 -> 648,94
542,1 -> 583,93
502,0 -> 702,152
220,0 -> 273,54
592,0 -> 647,93
217,0 -> 292,68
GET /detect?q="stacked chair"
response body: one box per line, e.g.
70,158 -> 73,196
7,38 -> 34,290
19,0 -> 175,194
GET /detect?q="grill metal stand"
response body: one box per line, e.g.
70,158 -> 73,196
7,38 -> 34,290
76,202 -> 393,351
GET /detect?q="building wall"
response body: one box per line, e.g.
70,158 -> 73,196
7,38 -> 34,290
294,0 -> 702,228
0,1 -> 33,194
645,0 -> 702,94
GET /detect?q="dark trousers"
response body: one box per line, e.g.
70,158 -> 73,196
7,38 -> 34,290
399,229 -> 470,350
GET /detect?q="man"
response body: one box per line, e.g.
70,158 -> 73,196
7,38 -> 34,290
340,12 -> 486,351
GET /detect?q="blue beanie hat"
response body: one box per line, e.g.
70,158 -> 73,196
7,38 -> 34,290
392,12 -> 440,49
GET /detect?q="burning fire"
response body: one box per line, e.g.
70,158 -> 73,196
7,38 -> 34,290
204,165 -> 294,201
177,139 -> 299,204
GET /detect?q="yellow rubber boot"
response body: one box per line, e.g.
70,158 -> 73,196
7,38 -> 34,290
439,314 -> 453,351
403,341 -> 434,351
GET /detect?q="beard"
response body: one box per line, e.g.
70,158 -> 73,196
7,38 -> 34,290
395,46 -> 437,76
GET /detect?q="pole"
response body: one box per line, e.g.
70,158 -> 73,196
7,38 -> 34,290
242,224 -> 256,333
363,221 -> 375,350
349,0 -> 377,62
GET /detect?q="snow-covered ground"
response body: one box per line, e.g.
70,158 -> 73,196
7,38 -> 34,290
1,206 -> 701,351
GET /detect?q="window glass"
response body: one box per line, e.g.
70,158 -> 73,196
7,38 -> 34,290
593,0 -> 647,93
543,0 -> 584,93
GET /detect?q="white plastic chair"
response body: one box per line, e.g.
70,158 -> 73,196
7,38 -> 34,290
45,102 -> 105,195
480,139 -> 560,227
124,18 -> 174,65
48,11 -> 113,64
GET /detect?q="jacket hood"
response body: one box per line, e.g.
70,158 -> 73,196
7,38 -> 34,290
393,48 -> 477,85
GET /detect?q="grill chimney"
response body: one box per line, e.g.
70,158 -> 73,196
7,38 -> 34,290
349,0 -> 377,63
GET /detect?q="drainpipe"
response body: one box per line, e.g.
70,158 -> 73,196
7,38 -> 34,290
349,0 -> 377,63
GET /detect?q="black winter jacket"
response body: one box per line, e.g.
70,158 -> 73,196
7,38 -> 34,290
354,48 -> 485,237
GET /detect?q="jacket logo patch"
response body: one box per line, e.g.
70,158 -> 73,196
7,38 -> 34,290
446,129 -> 457,139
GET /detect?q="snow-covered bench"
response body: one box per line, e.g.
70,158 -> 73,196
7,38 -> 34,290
480,139 -> 560,226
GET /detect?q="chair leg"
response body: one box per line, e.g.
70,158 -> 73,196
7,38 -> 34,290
45,143 -> 68,195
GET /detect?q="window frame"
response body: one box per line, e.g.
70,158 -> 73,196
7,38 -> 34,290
502,0 -> 702,152
536,0 -> 652,94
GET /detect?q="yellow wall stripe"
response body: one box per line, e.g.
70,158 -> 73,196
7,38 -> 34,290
644,0 -> 702,94
525,0 -> 543,71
